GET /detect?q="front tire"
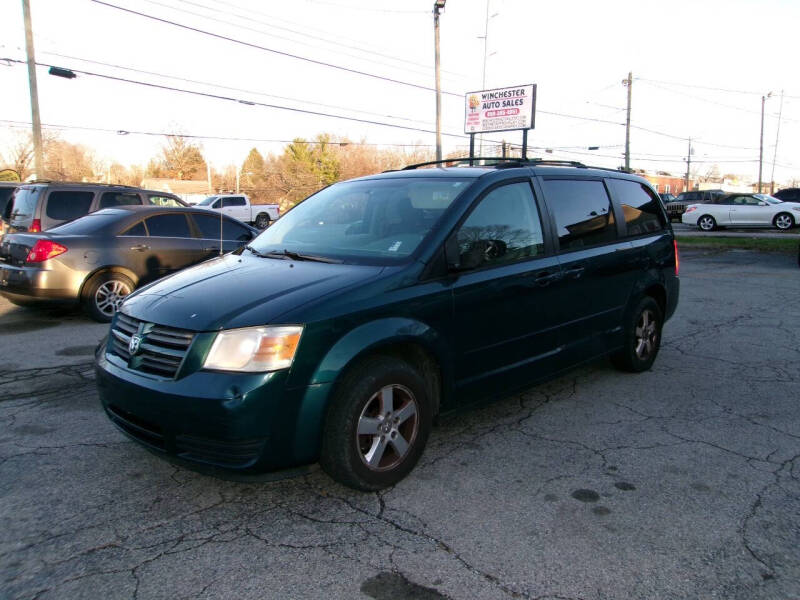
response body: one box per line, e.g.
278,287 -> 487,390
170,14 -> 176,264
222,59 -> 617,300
255,213 -> 271,229
82,271 -> 134,322
697,215 -> 716,231
773,212 -> 794,230
320,356 -> 432,491
612,296 -> 663,373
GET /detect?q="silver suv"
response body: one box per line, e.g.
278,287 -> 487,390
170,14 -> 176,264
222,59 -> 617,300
2,182 -> 187,238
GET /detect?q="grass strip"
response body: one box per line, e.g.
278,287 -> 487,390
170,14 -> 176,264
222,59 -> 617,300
675,235 -> 800,254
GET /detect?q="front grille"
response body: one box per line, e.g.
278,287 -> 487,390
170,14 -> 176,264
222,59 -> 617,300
109,312 -> 194,378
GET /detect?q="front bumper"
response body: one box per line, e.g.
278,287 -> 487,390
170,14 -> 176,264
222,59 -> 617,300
0,261 -> 81,302
94,340 -> 332,473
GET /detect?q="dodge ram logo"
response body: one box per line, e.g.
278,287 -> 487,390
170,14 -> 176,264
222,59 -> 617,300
128,334 -> 143,356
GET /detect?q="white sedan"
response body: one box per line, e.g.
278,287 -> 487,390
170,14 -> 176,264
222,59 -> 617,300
682,193 -> 800,231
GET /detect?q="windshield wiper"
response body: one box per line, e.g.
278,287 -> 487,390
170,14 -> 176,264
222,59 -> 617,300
246,245 -> 268,258
262,249 -> 343,264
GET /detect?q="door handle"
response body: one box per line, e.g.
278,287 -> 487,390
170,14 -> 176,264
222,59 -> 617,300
563,265 -> 585,279
204,246 -> 220,252
130,244 -> 149,251
534,270 -> 562,287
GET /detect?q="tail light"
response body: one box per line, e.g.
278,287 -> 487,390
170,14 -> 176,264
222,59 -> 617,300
684,206 -> 697,214
673,239 -> 679,276
26,239 -> 68,263
29,218 -> 42,233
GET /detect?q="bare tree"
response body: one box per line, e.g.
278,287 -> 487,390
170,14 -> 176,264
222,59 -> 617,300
159,135 -> 207,180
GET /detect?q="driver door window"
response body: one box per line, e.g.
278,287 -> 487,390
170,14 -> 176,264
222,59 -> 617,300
456,182 -> 544,269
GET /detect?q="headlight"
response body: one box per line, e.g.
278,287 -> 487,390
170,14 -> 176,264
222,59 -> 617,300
203,325 -> 303,372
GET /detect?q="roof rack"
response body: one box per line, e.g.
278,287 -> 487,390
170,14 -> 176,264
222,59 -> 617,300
21,180 -> 141,188
398,157 -> 632,175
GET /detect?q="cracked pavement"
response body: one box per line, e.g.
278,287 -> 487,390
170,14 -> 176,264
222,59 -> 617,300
1,248 -> 799,599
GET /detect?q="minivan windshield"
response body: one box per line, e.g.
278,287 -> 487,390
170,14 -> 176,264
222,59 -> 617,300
248,177 -> 472,264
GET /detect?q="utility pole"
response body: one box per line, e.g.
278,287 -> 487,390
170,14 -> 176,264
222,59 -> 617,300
684,137 -> 692,193
478,0 -> 495,157
623,71 -> 632,171
22,0 -> 44,180
433,0 -> 445,162
758,92 -> 772,194
770,90 -> 783,194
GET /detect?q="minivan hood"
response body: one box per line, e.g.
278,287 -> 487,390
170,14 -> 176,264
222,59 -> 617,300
121,253 -> 385,331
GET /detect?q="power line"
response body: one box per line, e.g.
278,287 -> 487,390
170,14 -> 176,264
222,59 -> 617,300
297,0 -> 428,14
86,0 -> 698,136
3,58 -> 482,140
143,0 -> 451,82
172,0 -> 457,75
638,79 -> 800,123
206,0 -> 453,71
89,0 -> 459,97
636,76 -> 800,99
0,118 -> 436,146
39,50 -> 437,127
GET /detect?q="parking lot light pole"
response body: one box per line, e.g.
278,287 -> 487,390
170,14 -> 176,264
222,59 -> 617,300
433,0 -> 445,162
22,0 -> 44,180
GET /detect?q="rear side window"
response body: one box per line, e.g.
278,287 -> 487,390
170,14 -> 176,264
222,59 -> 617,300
192,214 -> 252,241
148,195 -> 183,207
46,191 -> 94,221
223,196 -> 246,207
0,188 -> 15,215
541,179 -> 616,250
7,187 -> 40,224
456,182 -> 544,267
144,214 -> 192,238
121,221 -> 147,236
606,179 -> 664,237
48,213 -> 122,235
100,192 -> 142,208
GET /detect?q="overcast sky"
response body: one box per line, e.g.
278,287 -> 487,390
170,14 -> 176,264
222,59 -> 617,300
2,0 -> 799,183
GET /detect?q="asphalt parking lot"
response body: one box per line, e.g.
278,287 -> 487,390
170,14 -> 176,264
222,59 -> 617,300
1,248 -> 799,600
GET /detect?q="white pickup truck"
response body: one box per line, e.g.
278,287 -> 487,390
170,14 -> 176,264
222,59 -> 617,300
194,194 -> 280,229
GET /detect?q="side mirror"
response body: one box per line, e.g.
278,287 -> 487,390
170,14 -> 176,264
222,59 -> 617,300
759,201 -> 768,206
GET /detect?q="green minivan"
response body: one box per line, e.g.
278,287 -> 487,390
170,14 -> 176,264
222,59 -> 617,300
95,159 -> 679,491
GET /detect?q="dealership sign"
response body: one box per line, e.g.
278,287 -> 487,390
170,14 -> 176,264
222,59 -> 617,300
464,84 -> 537,134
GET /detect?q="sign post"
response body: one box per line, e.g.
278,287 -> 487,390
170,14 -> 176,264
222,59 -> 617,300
464,83 -> 537,161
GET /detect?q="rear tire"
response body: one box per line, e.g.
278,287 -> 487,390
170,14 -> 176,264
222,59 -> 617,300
773,212 -> 794,230
82,271 -> 134,322
320,356 -> 432,491
697,215 -> 716,231
612,296 -> 663,373
255,213 -> 271,229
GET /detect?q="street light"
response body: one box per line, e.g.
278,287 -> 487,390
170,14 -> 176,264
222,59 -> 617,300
48,66 -> 76,79
433,0 -> 445,161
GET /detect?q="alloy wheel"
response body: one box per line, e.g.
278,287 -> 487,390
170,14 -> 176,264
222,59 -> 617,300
356,384 -> 419,471
699,216 -> 715,231
634,309 -> 658,360
94,280 -> 132,317
775,214 -> 793,230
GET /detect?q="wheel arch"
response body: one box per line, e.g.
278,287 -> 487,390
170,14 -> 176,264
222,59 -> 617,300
291,318 -> 452,464
78,265 -> 140,300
